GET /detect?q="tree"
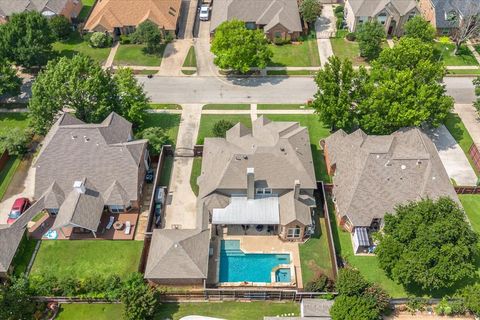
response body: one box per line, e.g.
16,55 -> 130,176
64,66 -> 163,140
28,55 -> 118,134
461,283 -> 480,315
404,16 -> 436,42
356,21 -> 385,61
304,273 -> 335,292
312,56 -> 367,131
0,128 -> 31,155
363,285 -> 390,313
89,32 -> 113,48
449,2 -> 480,54
474,77 -> 480,113
330,295 -> 380,320
0,59 -> 21,97
138,127 -> 171,155
335,268 -> 369,296
0,277 -> 37,320
212,120 -> 235,138
113,67 -> 149,128
49,15 -> 72,40
211,20 -> 273,73
376,197 -> 478,291
0,11 -> 53,68
131,21 -> 162,53
299,0 -> 322,25
121,273 -> 158,320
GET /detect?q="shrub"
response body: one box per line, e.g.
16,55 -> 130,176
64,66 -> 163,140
89,32 -> 113,48
212,120 -> 235,138
304,274 -> 335,292
48,15 -> 71,40
0,128 -> 32,155
120,35 -> 131,44
273,37 -> 291,45
330,295 -> 380,320
363,285 -> 390,313
356,21 -> 385,60
164,33 -> 174,43
131,21 -> 162,53
461,283 -> 480,315
435,298 -> 453,316
137,127 -> 171,156
335,268 -> 369,296
406,297 -> 429,314
345,32 -> 356,41
334,5 -> 344,14
121,273 -> 158,320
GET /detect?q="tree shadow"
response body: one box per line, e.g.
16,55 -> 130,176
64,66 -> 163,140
154,302 -> 181,319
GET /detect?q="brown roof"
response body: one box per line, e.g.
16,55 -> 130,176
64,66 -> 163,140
84,0 -> 181,32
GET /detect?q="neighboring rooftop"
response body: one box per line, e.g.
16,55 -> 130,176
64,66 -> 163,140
429,0 -> 480,29
347,0 -> 417,16
0,0 -> 71,17
210,0 -> 302,33
323,127 -> 458,228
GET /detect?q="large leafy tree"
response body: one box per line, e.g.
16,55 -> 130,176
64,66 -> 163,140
121,273 -> 158,320
404,16 -> 436,43
335,268 -> 369,296
356,21 -> 385,61
0,277 -> 37,320
212,120 -> 235,138
312,56 -> 367,131
0,11 -> 54,68
0,59 -> 21,97
137,127 -> 171,155
299,0 -> 322,25
330,295 -> 380,320
48,15 -> 72,40
376,197 -> 478,291
211,20 -> 273,73
131,21 -> 162,53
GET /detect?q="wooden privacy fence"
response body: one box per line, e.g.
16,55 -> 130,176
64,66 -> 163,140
469,143 -> 480,173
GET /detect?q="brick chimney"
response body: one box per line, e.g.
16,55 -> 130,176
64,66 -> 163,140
294,180 -> 300,199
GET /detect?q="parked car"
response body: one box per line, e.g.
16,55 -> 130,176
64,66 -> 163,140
145,169 -> 154,183
154,203 -> 162,226
7,197 -> 31,224
199,5 -> 210,21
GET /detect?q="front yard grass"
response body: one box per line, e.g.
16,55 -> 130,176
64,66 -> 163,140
149,104 -> 182,110
114,44 -> 165,67
53,32 -> 111,65
190,157 -> 202,196
143,113 -> 181,145
57,303 -> 123,320
182,46 -> 197,68
433,42 -> 479,66
202,104 -> 250,110
257,114 -> 331,182
155,301 -> 300,320
257,104 -> 310,110
330,38 -> 367,66
196,115 -> 252,145
269,35 -> 320,67
29,240 -> 143,280
267,70 -> 318,76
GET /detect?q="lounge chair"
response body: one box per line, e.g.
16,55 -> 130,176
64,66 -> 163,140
124,221 -> 131,235
106,216 -> 115,230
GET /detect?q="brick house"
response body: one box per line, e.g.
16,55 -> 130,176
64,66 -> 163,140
0,0 -> 83,23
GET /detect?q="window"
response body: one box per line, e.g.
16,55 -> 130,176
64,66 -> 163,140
377,13 -> 387,25
408,12 -> 416,20
109,205 -> 124,213
245,22 -> 256,30
287,226 -> 301,238
256,188 -> 272,195
275,32 -> 282,38
47,208 -> 59,216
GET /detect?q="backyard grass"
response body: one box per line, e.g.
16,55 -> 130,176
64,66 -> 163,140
269,36 -> 320,67
202,104 -> 250,110
330,38 -> 367,66
114,44 -> 165,67
29,240 -> 143,279
257,104 -> 310,110
267,70 -> 317,76
182,46 -> 197,68
196,115 -> 252,145
460,195 -> 480,235
56,303 -> 123,320
143,113 -> 181,144
77,0 -> 95,21
444,113 -> 478,176
190,157 -> 202,196
0,112 -> 29,135
476,45 -> 480,55
53,32 -> 111,65
159,156 -> 174,187
0,156 -> 21,201
433,42 -> 479,66
155,302 -> 300,320
149,104 -> 182,110
258,114 -> 331,182
12,235 -> 37,277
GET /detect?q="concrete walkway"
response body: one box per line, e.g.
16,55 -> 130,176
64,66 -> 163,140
387,39 -> 395,48
158,39 -> 193,76
426,125 -> 477,186
104,42 -> 120,68
454,104 -> 480,146
163,104 -> 201,230
315,4 -> 335,67
250,103 -> 257,121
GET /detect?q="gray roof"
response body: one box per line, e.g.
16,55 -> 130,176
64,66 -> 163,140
52,178 -> 105,231
347,0 -> 417,17
34,112 -> 147,206
43,181 -> 65,209
323,127 -> 459,228
210,0 -> 302,33
279,191 -> 314,226
103,180 -> 131,207
430,0 -> 480,29
212,195 -> 280,225
144,229 -> 210,280
0,0 -> 70,17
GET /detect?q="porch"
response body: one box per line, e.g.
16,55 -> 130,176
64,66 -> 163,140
29,210 -> 139,240
221,224 -> 279,237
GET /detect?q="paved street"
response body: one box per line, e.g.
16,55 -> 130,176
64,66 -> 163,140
444,77 -> 476,104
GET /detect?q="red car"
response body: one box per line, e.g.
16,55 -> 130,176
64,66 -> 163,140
7,197 -> 31,224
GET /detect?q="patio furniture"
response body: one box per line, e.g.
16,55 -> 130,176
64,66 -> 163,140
124,221 -> 131,235
113,221 -> 124,230
106,216 -> 115,230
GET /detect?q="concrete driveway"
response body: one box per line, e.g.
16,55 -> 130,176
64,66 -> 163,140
315,4 -> 335,67
444,77 -> 476,104
426,125 -> 477,186
194,20 -> 218,76
158,40 -> 193,76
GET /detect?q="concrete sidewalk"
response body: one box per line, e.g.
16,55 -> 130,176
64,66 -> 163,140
104,42 -> 119,68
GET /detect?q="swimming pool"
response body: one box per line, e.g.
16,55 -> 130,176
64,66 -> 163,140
219,240 -> 291,283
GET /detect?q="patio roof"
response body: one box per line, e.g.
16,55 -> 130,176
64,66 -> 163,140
212,195 -> 279,225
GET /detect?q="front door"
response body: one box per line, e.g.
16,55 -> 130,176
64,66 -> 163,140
388,20 -> 396,36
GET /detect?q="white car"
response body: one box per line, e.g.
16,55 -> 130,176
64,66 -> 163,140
199,5 -> 210,21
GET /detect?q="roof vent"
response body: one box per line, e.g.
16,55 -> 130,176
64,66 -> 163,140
243,155 -> 248,160
83,136 -> 89,142
235,155 -> 242,161
280,147 -> 285,152
73,180 -> 86,194
401,165 -> 406,170
432,176 -> 436,180
71,134 -> 77,140
376,155 -> 380,159
385,160 -> 392,167
417,160 -> 422,165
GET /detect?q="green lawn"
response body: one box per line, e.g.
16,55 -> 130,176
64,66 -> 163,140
143,113 -> 181,145
0,112 -> 29,135
267,70 -> 318,76
12,235 -> 37,277
258,114 -> 331,182
29,240 -> 143,279
159,156 -> 174,187
196,115 -> 252,145
149,104 -> 182,110
190,157 -> 202,196
77,0 -> 95,21
155,302 -> 300,320
433,42 -> 479,66
56,303 -> 123,320
476,45 -> 480,55
444,113 -> 478,176
53,32 -> 111,65
182,46 -> 197,68
258,104 -> 310,110
114,44 -> 165,67
460,195 -> 480,235
269,36 -> 320,67
0,156 -> 21,201
202,104 -> 250,110
330,38 -> 367,66
447,69 -> 480,75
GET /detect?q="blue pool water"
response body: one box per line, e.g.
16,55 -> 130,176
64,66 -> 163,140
275,268 -> 291,282
219,240 -> 291,283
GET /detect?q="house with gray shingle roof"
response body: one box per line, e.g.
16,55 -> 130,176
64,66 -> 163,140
197,116 -> 316,241
322,127 -> 458,235
0,0 -> 83,23
344,0 -> 419,36
210,0 -> 304,41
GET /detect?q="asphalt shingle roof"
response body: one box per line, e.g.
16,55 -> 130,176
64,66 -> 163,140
430,0 -> 480,29
347,0 -> 417,17
0,0 -> 70,17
